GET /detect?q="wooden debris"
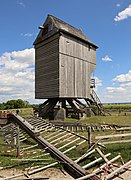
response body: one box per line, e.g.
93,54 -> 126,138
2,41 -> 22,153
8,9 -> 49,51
107,160 -> 131,179
93,154 -> 121,173
3,115 -> 130,180
95,147 -> 109,162
28,162 -> 58,175
11,158 -> 51,161
88,126 -> 92,148
75,149 -> 96,163
103,139 -> 131,145
116,127 -> 131,131
82,153 -> 111,169
95,133 -> 131,140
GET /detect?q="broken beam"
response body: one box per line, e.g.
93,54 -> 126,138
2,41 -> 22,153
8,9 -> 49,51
8,114 -> 88,179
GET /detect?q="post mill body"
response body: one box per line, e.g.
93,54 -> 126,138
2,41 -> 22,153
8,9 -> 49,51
34,15 -> 98,119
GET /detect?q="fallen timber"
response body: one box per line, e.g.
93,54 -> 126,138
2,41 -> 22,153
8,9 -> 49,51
7,113 -> 99,179
106,160 -> 131,179
1,114 -> 130,179
50,122 -> 119,132
95,132 -> 131,145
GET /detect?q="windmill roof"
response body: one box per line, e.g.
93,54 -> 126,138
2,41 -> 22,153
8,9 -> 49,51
34,14 -> 98,48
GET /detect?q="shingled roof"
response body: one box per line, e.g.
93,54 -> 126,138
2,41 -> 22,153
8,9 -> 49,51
34,14 -> 98,48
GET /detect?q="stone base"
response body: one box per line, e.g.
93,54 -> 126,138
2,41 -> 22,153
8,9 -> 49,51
54,108 -> 66,120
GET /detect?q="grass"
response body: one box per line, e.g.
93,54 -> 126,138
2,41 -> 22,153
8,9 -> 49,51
104,103 -> 131,109
8,108 -> 34,117
105,143 -> 131,163
51,115 -> 131,126
80,115 -> 131,125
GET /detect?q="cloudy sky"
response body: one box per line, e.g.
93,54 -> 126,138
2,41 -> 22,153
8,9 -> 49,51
0,0 -> 131,104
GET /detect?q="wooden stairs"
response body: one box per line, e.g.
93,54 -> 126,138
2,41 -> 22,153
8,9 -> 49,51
85,89 -> 111,116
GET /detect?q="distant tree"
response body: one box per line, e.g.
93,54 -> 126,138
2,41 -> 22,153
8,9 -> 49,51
24,100 -> 30,108
14,99 -> 26,108
0,99 -> 32,110
5,99 -> 30,109
6,100 -> 16,109
0,103 -> 6,110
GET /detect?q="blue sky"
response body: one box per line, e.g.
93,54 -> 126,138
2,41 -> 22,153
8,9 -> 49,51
0,0 -> 131,103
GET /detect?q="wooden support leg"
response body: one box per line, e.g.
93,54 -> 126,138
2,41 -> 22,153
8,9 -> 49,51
67,99 -> 84,119
39,98 -> 59,119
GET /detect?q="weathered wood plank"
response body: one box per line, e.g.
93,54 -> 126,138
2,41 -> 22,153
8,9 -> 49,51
95,133 -> 131,140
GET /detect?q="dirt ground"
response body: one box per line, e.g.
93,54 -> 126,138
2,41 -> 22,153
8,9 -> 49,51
0,168 -> 131,180
0,168 -> 74,180
99,169 -> 131,180
114,169 -> 131,180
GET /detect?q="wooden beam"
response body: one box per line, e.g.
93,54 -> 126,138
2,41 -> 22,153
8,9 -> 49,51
93,155 -> 121,173
82,153 -> 111,169
11,158 -> 51,161
88,126 -> 92,148
95,133 -> 131,140
75,149 -> 96,163
76,172 -> 101,180
107,160 -> 131,180
102,139 -> 131,145
95,147 -> 109,162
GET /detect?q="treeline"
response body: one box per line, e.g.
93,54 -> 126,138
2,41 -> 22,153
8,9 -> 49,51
103,104 -> 131,110
0,99 -> 32,110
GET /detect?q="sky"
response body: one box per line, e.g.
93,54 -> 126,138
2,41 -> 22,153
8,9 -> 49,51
0,0 -> 131,104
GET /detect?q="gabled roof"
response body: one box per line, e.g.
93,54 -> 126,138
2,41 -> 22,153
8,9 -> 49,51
34,14 -> 98,48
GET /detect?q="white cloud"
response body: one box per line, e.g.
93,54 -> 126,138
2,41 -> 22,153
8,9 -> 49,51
106,86 -> 125,93
21,33 -> 33,37
0,48 -> 38,103
105,86 -> 131,103
103,70 -> 131,103
94,76 -> 102,87
120,82 -> 131,88
116,4 -> 121,7
112,70 -> 131,82
102,55 -> 112,62
17,1 -> 25,8
114,4 -> 131,21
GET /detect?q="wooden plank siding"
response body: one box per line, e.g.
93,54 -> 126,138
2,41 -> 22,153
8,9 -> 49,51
59,34 -> 96,98
35,35 -> 59,99
34,15 -> 98,99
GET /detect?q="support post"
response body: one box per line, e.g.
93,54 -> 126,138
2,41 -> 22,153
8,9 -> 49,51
88,126 -> 91,148
16,125 -> 20,157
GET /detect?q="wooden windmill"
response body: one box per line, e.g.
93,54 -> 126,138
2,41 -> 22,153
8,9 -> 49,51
34,15 -> 99,119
